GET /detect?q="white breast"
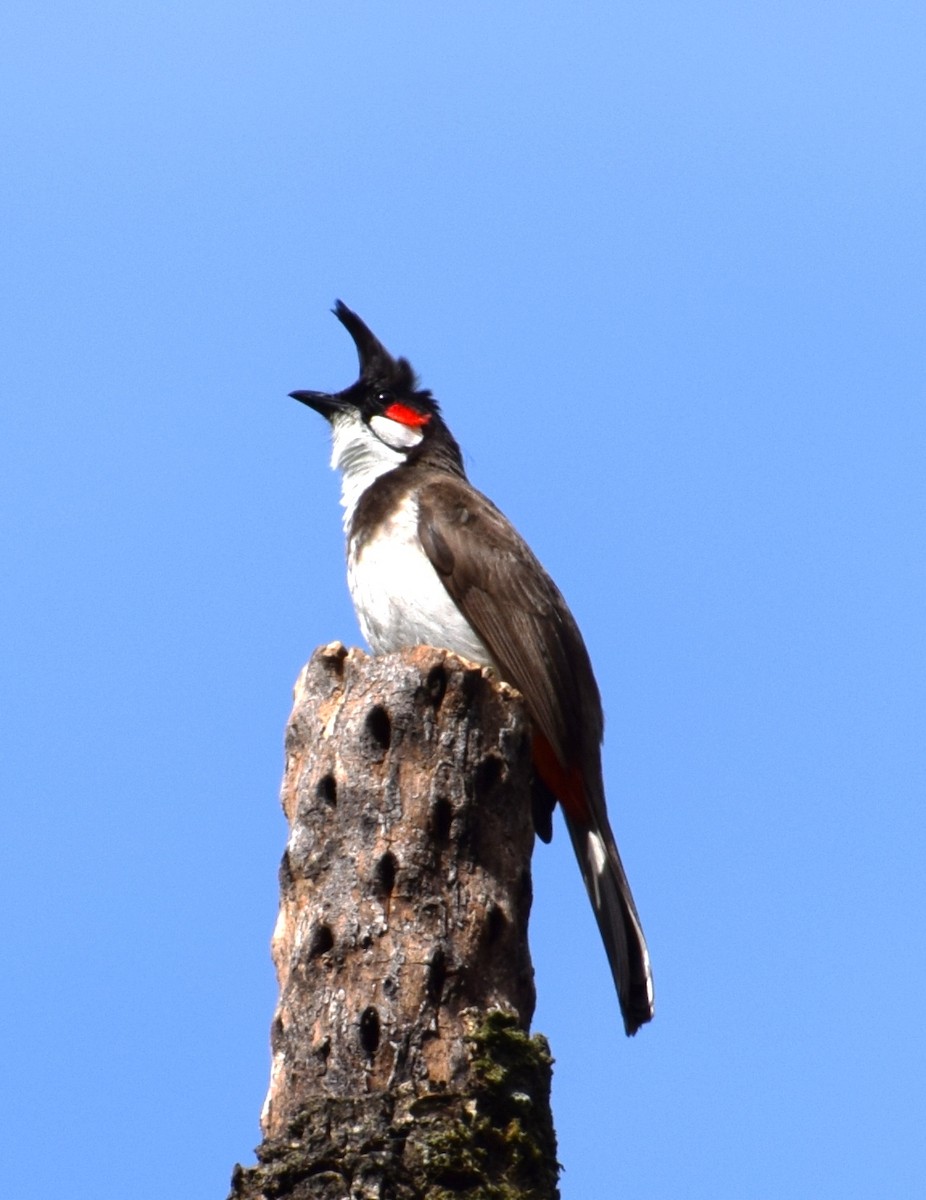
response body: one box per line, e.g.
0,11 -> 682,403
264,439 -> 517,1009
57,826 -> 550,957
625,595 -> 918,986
348,492 -> 494,667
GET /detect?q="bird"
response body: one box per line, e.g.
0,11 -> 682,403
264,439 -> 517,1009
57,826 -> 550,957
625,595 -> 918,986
291,301 -> 654,1035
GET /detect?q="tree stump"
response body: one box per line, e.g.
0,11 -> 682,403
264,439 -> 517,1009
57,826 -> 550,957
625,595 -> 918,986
228,642 -> 559,1200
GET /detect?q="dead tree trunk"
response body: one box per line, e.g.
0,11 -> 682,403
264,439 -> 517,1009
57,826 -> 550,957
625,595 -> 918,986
228,642 -> 559,1200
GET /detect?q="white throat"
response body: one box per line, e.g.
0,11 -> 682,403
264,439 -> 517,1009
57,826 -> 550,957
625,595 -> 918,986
328,410 -> 494,669
329,410 -> 406,530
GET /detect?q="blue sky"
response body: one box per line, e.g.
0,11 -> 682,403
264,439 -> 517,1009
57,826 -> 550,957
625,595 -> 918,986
2,4 -> 924,1197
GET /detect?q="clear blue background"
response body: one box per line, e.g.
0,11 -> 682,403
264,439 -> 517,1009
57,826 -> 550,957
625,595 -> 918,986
2,4 -> 923,1197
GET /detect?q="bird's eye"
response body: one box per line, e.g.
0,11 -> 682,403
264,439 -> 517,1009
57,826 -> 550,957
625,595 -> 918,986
377,391 -> 393,406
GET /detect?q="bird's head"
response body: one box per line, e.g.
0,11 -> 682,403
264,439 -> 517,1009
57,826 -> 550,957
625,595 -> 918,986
291,303 -> 464,493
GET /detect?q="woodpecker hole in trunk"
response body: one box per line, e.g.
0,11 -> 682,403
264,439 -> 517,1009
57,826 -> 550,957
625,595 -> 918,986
279,848 -> 293,891
363,705 -> 392,757
485,902 -> 508,945
309,923 -> 334,959
431,796 -> 453,845
316,773 -> 337,806
376,850 -> 397,896
359,1006 -> 380,1056
474,752 -> 502,798
427,947 -> 447,1005
424,663 -> 447,707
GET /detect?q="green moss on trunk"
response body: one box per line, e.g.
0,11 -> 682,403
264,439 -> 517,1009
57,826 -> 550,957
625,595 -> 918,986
229,1011 -> 559,1200
420,1010 -> 560,1199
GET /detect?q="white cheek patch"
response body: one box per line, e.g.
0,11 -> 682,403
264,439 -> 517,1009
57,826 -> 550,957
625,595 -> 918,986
369,413 -> 425,451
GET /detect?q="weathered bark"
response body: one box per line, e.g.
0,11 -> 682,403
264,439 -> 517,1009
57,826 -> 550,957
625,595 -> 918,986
228,642 -> 559,1200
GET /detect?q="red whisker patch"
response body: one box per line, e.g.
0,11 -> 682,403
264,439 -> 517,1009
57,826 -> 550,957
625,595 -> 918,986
384,402 -> 431,428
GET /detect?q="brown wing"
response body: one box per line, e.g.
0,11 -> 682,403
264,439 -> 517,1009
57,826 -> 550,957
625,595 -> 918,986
419,476 -> 655,1034
416,475 -> 603,771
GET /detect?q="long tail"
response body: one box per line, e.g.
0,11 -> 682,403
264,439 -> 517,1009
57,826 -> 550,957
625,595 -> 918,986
563,808 -> 654,1036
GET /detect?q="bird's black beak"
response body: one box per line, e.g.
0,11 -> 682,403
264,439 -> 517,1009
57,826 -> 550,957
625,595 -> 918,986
289,390 -> 350,421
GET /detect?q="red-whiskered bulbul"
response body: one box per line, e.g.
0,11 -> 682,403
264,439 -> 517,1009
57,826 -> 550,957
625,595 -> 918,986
291,302 -> 654,1035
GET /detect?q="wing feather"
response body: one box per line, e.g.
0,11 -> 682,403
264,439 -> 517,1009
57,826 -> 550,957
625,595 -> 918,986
416,477 -> 602,770
418,475 -> 655,1033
